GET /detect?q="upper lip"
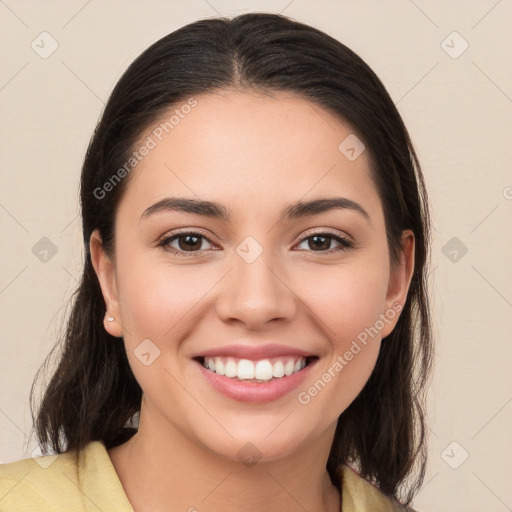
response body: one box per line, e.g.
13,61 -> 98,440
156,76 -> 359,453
192,343 -> 318,361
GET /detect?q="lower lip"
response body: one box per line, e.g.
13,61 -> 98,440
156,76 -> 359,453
194,359 -> 317,404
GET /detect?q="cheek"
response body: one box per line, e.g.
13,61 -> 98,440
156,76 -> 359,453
299,256 -> 390,343
116,256 -> 213,340
115,258 -> 212,401
292,258 -> 388,415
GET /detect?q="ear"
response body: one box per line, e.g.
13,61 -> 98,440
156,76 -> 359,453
89,229 -> 123,337
380,229 -> 415,339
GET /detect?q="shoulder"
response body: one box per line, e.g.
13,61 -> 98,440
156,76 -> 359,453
0,441 -> 133,512
338,464 -> 418,512
0,448 -> 81,511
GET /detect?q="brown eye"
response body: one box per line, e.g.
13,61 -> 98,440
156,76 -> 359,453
158,231 -> 216,255
174,234 -> 203,251
296,232 -> 354,253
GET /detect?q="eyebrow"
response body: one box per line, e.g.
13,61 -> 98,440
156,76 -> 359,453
140,196 -> 371,224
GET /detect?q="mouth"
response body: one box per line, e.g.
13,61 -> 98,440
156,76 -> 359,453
193,355 -> 319,383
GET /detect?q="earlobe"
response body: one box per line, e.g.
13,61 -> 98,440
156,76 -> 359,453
381,230 -> 415,339
89,229 -> 124,338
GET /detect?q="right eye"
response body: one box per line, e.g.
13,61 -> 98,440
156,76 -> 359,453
157,231 -> 218,256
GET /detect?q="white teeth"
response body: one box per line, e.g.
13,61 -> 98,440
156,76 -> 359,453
272,360 -> 285,378
214,357 -> 225,376
237,359 -> 255,380
254,360 -> 273,380
224,359 -> 237,378
202,356 -> 309,381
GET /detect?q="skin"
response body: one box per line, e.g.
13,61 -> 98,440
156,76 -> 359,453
90,89 -> 414,512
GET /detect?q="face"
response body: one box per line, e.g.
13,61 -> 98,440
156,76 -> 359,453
91,90 -> 414,462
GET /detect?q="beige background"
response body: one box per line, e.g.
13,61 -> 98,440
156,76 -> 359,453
1,1 -> 511,510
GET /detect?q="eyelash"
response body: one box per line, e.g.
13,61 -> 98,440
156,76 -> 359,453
156,229 -> 355,257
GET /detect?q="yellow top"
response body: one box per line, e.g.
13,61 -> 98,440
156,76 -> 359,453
0,441 -> 407,511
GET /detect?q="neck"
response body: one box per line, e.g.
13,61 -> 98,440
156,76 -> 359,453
108,408 -> 341,512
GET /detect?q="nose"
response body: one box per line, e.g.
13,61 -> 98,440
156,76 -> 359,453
215,251 -> 298,330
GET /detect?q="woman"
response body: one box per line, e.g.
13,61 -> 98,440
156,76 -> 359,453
0,12 -> 433,512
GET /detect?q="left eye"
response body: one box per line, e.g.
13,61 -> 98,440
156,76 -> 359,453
157,231 -> 354,256
296,233 -> 353,252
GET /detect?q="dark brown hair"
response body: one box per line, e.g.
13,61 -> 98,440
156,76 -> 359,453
31,12 -> 434,508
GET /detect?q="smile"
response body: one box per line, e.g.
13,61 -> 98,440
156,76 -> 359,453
198,356 -> 315,382
193,356 -> 319,403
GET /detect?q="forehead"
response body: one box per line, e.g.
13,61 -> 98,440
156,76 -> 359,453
117,90 -> 381,224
